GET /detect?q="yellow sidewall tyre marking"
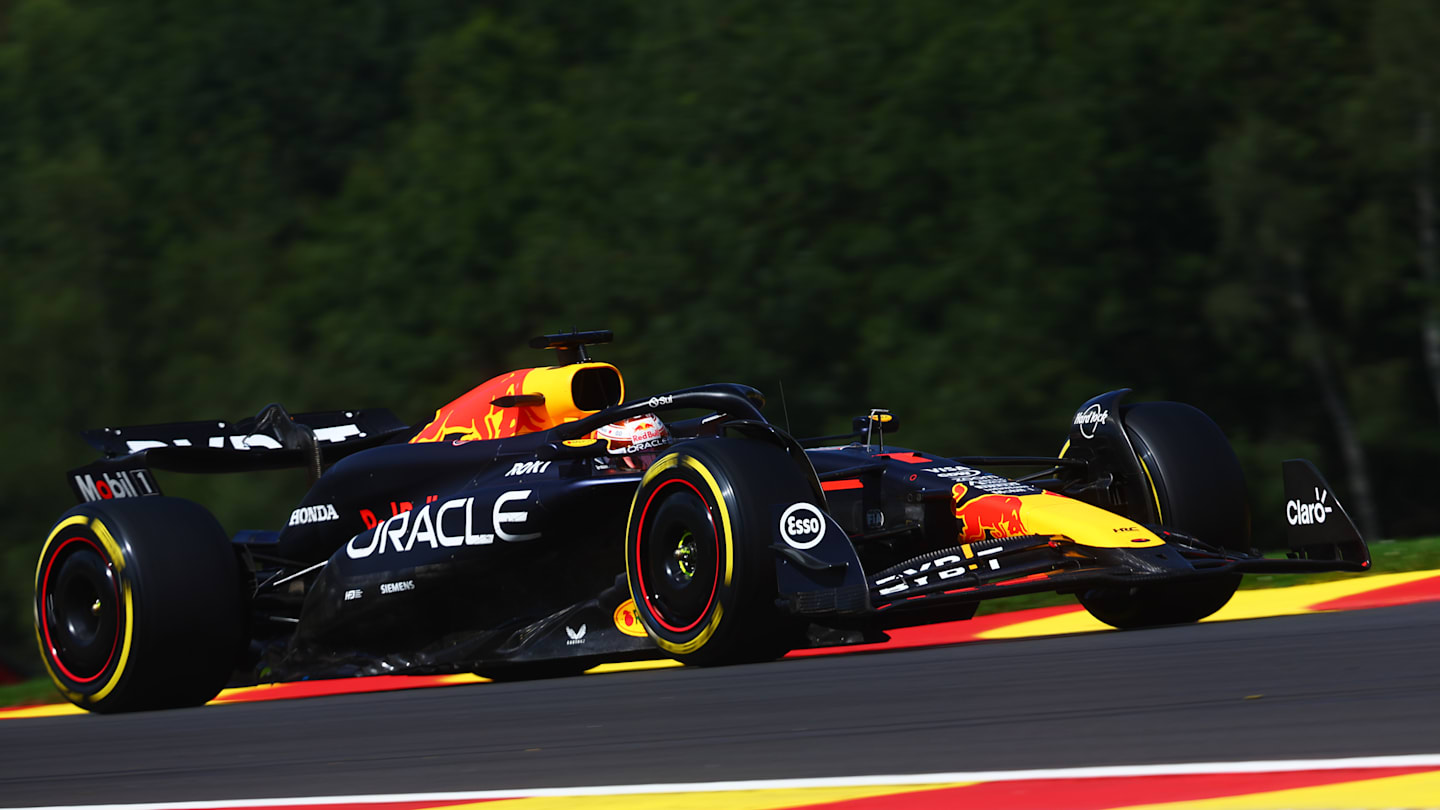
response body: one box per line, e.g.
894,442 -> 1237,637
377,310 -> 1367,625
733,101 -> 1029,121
626,452 -> 738,658
657,604 -> 725,656
34,514 -> 136,706
678,457 -> 734,589
1064,428 -> 1164,523
1135,453 -> 1164,524
34,517 -> 90,704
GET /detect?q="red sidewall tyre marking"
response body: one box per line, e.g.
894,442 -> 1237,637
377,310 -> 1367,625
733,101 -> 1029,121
40,535 -> 120,684
634,477 -> 721,634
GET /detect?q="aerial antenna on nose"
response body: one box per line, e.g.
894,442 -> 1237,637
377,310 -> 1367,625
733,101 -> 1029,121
778,379 -> 792,434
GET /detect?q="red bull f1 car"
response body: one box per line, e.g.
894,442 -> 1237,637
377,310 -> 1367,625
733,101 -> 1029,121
35,331 -> 1371,712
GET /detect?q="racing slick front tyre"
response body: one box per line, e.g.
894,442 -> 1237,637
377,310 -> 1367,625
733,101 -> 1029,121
34,497 -> 243,713
1078,401 -> 1249,629
625,438 -> 810,667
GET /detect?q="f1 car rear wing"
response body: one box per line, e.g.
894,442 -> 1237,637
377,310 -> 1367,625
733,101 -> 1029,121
67,407 -> 409,504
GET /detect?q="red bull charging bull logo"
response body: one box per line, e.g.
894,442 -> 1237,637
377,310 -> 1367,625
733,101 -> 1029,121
952,483 -> 1029,542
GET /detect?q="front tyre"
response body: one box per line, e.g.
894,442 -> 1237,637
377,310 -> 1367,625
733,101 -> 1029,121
625,439 -> 811,666
35,498 -> 243,713
1079,401 -> 1248,629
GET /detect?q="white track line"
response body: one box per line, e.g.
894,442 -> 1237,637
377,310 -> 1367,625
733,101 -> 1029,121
11,753 -> 1440,810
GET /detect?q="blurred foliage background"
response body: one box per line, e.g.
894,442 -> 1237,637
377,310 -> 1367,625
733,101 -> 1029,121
2,0 -> 1438,671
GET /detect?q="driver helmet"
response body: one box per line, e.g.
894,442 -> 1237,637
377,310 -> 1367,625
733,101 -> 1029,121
597,413 -> 671,468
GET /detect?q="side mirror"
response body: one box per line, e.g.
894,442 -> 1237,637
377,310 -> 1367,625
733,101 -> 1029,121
852,410 -> 900,436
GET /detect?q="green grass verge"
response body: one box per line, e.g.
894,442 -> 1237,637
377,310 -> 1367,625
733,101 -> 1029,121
7,536 -> 1438,709
0,676 -> 64,708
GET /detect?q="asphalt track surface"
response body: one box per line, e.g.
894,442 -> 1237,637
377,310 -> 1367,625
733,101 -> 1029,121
4,602 -> 1439,808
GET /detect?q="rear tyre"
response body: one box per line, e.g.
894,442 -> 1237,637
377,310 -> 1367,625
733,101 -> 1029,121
34,498 -> 243,713
625,439 -> 811,666
1079,402 -> 1249,629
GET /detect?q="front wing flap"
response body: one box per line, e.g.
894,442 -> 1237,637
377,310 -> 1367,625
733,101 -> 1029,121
856,527 -> 1369,627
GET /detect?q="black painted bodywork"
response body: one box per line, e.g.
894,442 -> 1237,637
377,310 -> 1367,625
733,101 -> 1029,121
61,381 -> 1372,686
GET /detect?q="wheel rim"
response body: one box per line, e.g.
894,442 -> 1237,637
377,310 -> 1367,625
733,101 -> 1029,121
634,478 -> 721,633
40,536 -> 121,683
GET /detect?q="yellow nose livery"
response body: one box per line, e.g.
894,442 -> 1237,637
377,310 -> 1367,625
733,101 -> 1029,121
1020,493 -> 1163,548
953,485 -> 1163,549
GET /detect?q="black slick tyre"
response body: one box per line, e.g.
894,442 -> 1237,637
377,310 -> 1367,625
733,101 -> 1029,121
1079,402 -> 1250,629
34,497 -> 243,713
625,438 -> 810,666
